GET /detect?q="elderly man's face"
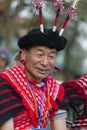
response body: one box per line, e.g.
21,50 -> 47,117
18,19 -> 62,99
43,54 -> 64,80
21,46 -> 57,82
0,57 -> 7,72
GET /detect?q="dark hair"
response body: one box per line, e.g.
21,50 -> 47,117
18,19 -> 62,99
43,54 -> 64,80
18,28 -> 67,51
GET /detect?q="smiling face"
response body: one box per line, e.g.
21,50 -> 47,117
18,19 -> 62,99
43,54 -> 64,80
21,46 -> 57,82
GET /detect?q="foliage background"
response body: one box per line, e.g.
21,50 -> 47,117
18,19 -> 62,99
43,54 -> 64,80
0,0 -> 87,81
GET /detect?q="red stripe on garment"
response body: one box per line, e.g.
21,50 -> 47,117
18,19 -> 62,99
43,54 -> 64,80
0,89 -> 12,95
68,94 -> 80,99
0,103 -> 23,114
0,96 -> 18,105
57,85 -> 65,102
0,82 -> 9,86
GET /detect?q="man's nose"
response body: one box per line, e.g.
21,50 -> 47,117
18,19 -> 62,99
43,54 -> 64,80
41,56 -> 49,65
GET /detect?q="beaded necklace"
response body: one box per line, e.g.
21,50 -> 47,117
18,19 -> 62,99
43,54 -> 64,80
27,80 -> 50,123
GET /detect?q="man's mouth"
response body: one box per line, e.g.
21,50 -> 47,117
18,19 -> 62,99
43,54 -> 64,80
37,68 -> 49,74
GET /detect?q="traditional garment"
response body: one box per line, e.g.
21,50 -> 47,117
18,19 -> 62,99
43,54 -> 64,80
62,74 -> 87,130
0,77 -> 25,125
0,63 -> 64,130
71,114 -> 87,130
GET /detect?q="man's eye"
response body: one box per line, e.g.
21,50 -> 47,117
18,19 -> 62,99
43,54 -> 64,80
37,54 -> 43,57
49,56 -> 55,59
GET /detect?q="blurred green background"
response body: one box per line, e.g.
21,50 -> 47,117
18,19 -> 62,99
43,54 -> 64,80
0,0 -> 87,81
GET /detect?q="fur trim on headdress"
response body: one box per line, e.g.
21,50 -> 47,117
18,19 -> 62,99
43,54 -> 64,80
18,28 -> 67,51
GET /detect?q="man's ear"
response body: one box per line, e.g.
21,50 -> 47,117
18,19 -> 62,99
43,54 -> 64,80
21,49 -> 26,61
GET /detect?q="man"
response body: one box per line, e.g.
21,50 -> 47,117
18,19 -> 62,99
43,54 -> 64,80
0,28 -> 67,130
0,47 -> 10,72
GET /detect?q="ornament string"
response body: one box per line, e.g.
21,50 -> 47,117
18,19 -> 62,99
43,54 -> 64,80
53,0 -> 64,32
59,0 -> 80,36
32,0 -> 44,33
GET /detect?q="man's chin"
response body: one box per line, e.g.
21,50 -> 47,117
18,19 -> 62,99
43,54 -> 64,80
36,74 -> 49,80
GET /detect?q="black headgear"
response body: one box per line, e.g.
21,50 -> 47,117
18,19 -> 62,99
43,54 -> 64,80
18,28 -> 67,52
18,0 -> 78,52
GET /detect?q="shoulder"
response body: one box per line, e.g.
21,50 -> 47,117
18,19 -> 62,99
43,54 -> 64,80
0,76 -> 14,87
47,76 -> 64,89
0,76 -> 10,89
47,76 -> 64,99
0,76 -> 7,82
0,76 -> 25,125
0,76 -> 18,98
47,76 -> 61,87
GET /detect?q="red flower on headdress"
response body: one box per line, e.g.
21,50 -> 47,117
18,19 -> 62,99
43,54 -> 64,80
67,6 -> 77,20
54,0 -> 64,14
32,0 -> 44,11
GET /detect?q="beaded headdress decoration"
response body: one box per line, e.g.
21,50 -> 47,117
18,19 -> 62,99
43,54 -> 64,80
11,0 -> 80,67
28,0 -> 80,73
30,0 -> 80,35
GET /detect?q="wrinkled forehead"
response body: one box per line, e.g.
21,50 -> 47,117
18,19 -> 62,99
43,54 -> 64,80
28,46 -> 57,54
